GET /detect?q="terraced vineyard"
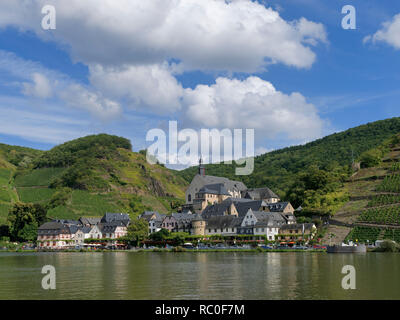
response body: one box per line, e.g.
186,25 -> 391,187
383,229 -> 400,242
345,226 -> 383,243
326,133 -> 400,244
376,174 -> 400,193
358,205 -> 400,224
367,194 -> 400,207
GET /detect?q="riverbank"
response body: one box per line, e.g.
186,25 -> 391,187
1,248 -> 327,253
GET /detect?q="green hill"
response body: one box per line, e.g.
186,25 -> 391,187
178,117 -> 400,198
0,134 -> 188,225
322,133 -> 400,244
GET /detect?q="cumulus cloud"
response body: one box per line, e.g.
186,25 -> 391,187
89,63 -> 183,113
22,72 -> 52,98
364,13 -> 400,49
59,84 -> 122,120
0,0 -> 327,72
0,1 -> 328,147
182,76 -> 323,141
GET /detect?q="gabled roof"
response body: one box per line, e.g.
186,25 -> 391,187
39,222 -> 65,230
189,174 -> 247,193
100,221 -> 128,233
197,183 -> 231,196
206,215 -> 242,229
172,213 -> 196,228
68,225 -> 80,234
53,219 -> 81,226
234,200 -> 268,217
81,226 -> 92,234
139,211 -> 163,222
244,187 -> 279,200
267,202 -> 291,212
79,217 -> 101,225
201,198 -> 267,219
38,222 -> 70,235
251,211 -> 285,226
101,213 -> 130,223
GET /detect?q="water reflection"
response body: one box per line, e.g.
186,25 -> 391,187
0,252 -> 399,300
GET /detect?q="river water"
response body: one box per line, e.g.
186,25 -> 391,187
0,252 -> 398,299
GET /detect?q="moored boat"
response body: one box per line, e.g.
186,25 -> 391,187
327,243 -> 367,253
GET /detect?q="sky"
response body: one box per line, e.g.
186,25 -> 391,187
0,0 -> 399,168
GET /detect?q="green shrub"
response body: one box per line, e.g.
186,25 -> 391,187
376,240 -> 399,252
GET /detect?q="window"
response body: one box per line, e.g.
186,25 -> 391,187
188,194 -> 191,202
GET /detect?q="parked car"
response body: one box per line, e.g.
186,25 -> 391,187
183,242 -> 195,249
293,245 -> 308,250
261,245 -> 273,249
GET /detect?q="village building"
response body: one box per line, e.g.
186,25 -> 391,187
100,221 -> 128,239
79,217 -> 101,227
37,222 -> 72,249
202,198 -> 270,219
184,159 -> 247,207
236,209 -> 284,240
277,223 -> 317,243
101,213 -> 130,224
161,215 -> 178,232
266,202 -> 296,224
139,211 -> 166,234
204,215 -> 242,236
172,212 -> 197,233
192,183 -> 231,213
243,187 -> 280,203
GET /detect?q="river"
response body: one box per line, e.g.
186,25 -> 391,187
0,252 -> 398,299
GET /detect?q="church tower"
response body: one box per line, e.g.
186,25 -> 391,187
198,157 -> 205,176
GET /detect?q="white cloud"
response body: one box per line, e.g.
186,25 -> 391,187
182,76 -> 323,141
59,84 -> 122,120
22,72 -> 52,98
0,0 -> 327,72
0,1 -> 328,148
89,63 -> 183,114
364,13 -> 400,49
0,50 -> 122,120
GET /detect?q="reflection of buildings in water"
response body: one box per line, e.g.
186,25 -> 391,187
280,253 -> 299,299
196,253 -> 242,299
262,253 -> 282,298
195,253 -> 209,297
128,253 -> 165,299
53,253 -> 106,299
109,252 -> 129,297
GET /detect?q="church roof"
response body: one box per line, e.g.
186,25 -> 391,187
245,187 -> 279,200
197,183 -> 231,196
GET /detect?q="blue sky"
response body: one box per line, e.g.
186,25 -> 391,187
0,0 -> 399,166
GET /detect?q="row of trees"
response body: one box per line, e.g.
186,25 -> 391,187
126,219 -> 188,246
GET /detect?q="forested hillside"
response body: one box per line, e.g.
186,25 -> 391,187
0,134 -> 188,230
178,117 -> 400,198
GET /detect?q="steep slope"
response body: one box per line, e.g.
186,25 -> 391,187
0,144 -> 43,224
178,117 -> 400,197
4,134 -> 187,222
323,134 -> 400,244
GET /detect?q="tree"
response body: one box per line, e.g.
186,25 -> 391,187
149,228 -> 170,242
7,203 -> 47,242
170,232 -> 189,245
127,218 -> 149,246
359,149 -> 383,168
